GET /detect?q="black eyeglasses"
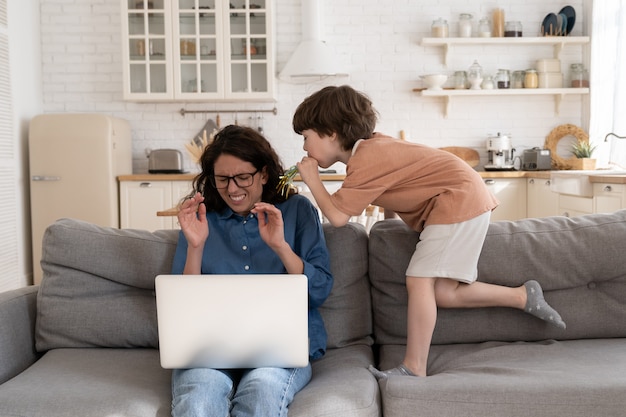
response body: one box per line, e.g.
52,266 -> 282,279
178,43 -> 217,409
209,170 -> 259,189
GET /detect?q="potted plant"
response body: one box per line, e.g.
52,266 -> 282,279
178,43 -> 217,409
570,140 -> 597,170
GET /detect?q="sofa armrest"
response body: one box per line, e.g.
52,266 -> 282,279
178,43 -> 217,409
0,286 -> 40,384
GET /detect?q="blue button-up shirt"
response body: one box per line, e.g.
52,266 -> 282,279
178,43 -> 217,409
171,194 -> 333,360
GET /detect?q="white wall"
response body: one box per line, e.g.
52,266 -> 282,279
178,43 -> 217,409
38,0 -> 588,174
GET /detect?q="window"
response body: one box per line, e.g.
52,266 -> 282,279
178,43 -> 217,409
590,1 -> 626,169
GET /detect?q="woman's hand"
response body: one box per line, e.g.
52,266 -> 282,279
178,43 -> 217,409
252,202 -> 304,274
251,202 -> 286,251
177,192 -> 208,249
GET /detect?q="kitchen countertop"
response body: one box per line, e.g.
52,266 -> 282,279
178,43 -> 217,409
118,171 -> 626,184
118,171 -> 551,181
587,174 -> 626,184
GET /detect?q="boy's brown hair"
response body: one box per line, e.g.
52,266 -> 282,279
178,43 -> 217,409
292,85 -> 378,151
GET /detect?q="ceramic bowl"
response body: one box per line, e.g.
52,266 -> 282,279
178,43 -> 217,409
421,74 -> 448,90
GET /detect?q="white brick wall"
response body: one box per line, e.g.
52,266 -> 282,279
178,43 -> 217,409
40,0 -> 587,173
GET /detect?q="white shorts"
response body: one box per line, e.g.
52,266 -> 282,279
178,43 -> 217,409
405,211 -> 491,284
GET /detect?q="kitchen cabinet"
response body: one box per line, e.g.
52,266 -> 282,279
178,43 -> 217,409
526,178 -> 559,218
417,36 -> 590,117
120,179 -> 192,230
121,0 -> 274,101
484,178 -> 527,221
593,183 -> 625,214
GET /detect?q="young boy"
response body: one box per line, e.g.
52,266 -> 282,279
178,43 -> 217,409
293,85 -> 566,378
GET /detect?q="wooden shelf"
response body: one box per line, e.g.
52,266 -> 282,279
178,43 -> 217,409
421,36 -> 590,66
414,88 -> 590,117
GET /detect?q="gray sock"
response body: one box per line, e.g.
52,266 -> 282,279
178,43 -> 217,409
368,364 -> 417,379
524,280 -> 566,329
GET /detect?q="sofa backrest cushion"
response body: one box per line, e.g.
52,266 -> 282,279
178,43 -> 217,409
35,218 -> 179,351
320,223 -> 373,349
35,218 -> 373,353
369,211 -> 626,345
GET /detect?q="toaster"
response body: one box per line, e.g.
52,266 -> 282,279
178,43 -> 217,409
148,149 -> 185,173
522,147 -> 552,171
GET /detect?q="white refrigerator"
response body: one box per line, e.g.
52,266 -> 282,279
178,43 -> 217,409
29,113 -> 132,284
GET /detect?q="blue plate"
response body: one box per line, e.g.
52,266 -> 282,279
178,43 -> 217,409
559,13 -> 568,36
559,6 -> 576,35
542,13 -> 558,36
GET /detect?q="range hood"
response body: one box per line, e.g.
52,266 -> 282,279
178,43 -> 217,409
278,0 -> 348,82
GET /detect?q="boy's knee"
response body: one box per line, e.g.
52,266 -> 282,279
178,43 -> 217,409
433,279 -> 460,307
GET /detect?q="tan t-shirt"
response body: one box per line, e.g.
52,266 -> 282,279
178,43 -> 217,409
330,136 -> 499,232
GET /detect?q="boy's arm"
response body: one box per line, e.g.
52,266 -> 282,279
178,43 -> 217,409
298,158 -> 351,227
304,174 -> 351,228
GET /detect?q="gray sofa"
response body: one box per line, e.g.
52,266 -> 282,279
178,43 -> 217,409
1,210 -> 626,416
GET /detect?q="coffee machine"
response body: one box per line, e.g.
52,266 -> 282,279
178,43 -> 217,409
485,133 -> 515,170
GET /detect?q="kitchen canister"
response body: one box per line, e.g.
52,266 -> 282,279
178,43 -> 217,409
504,21 -> 523,37
454,71 -> 467,89
431,18 -> 449,37
570,63 -> 589,87
511,70 -> 525,88
492,8 -> 505,37
524,69 -> 538,88
481,75 -> 495,89
458,14 -> 473,37
478,18 -> 491,37
538,72 -> 563,88
495,69 -> 510,89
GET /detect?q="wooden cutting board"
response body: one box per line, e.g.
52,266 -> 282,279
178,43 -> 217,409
439,146 -> 480,168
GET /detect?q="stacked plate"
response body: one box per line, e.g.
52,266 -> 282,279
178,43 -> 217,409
541,6 -> 575,36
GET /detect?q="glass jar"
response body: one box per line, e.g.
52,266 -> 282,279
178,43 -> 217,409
478,18 -> 491,37
524,69 -> 538,88
570,63 -> 589,88
481,75 -> 495,90
511,70 -> 525,88
454,71 -> 467,89
467,60 -> 483,90
504,21 -> 523,37
458,14 -> 473,37
495,69 -> 510,89
431,18 -> 449,38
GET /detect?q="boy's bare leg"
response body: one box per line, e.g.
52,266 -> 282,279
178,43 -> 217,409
434,279 -> 566,328
369,276 -> 435,378
403,276 -> 437,376
434,279 -> 525,309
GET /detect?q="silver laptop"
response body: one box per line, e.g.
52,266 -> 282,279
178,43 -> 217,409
155,274 -> 309,369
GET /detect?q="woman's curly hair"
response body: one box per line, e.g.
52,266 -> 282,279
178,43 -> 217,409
190,124 -> 294,212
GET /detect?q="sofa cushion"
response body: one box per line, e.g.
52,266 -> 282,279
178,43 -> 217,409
369,211 -> 626,345
320,223 -> 373,348
289,345 -> 380,417
35,218 -> 179,351
377,339 -> 626,417
0,348 -> 171,417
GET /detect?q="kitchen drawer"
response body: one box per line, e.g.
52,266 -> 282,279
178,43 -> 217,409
593,183 -> 626,213
559,194 -> 593,217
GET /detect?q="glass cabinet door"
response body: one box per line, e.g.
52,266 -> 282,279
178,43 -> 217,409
123,0 -> 274,101
125,0 -> 172,98
175,0 -> 223,98
226,0 -> 272,98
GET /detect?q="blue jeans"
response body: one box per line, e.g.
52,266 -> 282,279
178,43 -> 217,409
171,364 -> 312,417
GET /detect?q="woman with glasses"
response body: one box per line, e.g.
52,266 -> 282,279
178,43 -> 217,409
169,125 -> 333,417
